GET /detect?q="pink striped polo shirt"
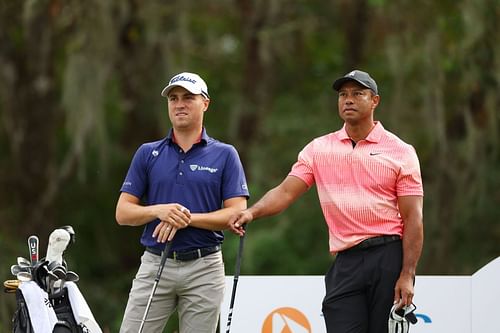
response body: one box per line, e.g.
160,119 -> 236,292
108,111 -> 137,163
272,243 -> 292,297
289,122 -> 423,253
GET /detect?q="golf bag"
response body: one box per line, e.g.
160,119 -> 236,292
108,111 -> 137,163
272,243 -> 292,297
12,289 -> 31,333
12,287 -> 86,333
8,226 -> 100,333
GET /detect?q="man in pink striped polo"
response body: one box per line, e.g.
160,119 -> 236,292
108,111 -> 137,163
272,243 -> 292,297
228,70 -> 424,333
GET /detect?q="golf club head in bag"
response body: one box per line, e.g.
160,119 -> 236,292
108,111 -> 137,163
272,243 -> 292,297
388,303 -> 417,333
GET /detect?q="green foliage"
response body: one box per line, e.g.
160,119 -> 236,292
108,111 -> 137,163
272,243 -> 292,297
1,0 -> 499,330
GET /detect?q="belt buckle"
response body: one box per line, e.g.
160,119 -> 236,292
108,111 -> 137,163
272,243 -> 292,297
197,249 -> 202,259
173,251 -> 177,260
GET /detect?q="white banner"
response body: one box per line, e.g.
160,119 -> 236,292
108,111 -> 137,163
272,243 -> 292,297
220,257 -> 500,333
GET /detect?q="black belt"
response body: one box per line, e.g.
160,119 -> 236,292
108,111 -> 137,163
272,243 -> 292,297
145,245 -> 221,261
345,235 -> 401,252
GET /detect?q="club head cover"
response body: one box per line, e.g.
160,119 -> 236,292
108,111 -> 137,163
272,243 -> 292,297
46,228 -> 71,264
388,303 -> 417,333
59,225 -> 76,244
32,260 -> 50,290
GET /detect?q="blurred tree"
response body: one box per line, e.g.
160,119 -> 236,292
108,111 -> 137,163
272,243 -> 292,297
1,0 -> 499,331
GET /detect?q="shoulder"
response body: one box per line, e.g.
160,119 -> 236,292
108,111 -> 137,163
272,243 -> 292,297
133,138 -> 169,159
379,128 -> 419,159
303,131 -> 340,150
382,129 -> 415,149
206,137 -> 239,154
139,138 -> 168,150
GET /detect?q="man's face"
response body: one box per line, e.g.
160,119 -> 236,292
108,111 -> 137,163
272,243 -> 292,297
337,81 -> 379,124
167,86 -> 209,130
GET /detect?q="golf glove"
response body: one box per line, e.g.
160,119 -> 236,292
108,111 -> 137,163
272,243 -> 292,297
388,303 -> 417,333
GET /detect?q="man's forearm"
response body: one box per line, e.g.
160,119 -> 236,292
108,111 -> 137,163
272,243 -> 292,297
249,176 -> 309,220
191,208 -> 241,230
191,198 -> 247,230
116,201 -> 158,226
249,187 -> 293,219
401,217 -> 424,278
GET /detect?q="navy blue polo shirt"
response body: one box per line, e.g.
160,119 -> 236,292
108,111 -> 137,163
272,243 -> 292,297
120,128 -> 249,252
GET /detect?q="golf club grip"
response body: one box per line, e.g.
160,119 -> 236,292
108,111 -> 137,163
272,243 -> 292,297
156,241 -> 173,281
28,235 -> 39,265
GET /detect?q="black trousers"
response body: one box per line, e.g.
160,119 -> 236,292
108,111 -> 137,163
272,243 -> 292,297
322,240 -> 402,333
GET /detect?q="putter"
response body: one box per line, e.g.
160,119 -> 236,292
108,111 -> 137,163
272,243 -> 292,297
138,241 -> 173,333
225,224 -> 247,333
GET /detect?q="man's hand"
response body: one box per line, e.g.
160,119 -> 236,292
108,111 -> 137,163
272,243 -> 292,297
227,209 -> 254,236
153,205 -> 191,242
393,273 -> 415,309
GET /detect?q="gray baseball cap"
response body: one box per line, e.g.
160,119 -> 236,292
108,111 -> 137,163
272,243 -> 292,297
332,70 -> 378,95
161,72 -> 210,99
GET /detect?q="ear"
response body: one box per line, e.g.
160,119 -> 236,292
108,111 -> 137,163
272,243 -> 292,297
372,94 -> 380,110
203,98 -> 210,112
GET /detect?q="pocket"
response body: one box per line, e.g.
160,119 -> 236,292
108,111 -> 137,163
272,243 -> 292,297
379,242 -> 402,273
201,251 -> 224,267
136,251 -> 160,280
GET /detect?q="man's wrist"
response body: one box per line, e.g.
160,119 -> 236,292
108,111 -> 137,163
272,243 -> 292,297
399,269 -> 416,279
246,207 -> 257,220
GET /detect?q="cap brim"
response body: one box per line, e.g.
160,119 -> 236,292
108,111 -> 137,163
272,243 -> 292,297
332,77 -> 371,92
161,83 -> 209,99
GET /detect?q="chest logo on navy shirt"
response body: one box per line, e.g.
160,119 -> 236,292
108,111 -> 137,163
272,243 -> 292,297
189,164 -> 218,173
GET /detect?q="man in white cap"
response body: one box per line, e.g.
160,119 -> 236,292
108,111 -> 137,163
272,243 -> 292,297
116,72 -> 249,332
228,70 -> 423,332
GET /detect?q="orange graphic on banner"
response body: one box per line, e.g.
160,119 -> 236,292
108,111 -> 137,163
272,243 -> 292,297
262,307 -> 312,333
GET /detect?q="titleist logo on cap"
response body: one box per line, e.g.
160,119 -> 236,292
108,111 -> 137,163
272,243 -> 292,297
170,75 -> 197,85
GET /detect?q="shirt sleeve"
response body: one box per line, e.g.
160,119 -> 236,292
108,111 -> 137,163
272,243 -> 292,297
120,145 -> 148,199
397,145 -> 424,197
221,146 -> 250,200
288,141 -> 315,187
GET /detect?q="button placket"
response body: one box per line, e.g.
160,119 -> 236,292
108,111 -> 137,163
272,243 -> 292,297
176,150 -> 186,184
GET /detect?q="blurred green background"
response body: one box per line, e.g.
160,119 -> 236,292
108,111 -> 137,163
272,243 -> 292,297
1,0 -> 499,331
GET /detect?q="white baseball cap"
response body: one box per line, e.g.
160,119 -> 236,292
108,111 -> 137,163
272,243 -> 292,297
161,72 -> 210,99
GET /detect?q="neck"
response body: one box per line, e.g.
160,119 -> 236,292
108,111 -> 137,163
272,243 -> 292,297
346,121 -> 376,142
173,127 -> 202,152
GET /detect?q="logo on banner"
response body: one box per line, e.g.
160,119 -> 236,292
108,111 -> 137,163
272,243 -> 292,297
262,307 -> 311,333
